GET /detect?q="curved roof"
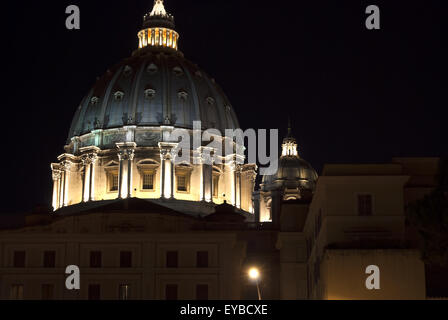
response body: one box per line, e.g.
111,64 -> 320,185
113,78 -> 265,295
67,51 -> 240,142
262,156 -> 318,186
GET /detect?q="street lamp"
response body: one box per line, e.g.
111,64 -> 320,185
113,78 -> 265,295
248,267 -> 262,300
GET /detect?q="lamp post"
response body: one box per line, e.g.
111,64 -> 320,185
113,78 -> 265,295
248,267 -> 262,300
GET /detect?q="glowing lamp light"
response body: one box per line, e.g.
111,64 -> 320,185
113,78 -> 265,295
248,268 -> 260,280
248,267 -> 262,300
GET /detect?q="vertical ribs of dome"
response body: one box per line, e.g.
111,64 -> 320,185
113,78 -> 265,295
66,54 -> 240,144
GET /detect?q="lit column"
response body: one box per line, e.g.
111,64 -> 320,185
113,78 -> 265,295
80,169 -> 85,203
61,161 -> 72,207
170,154 -> 175,199
81,153 -> 97,202
88,154 -> 98,201
80,147 -> 101,202
159,143 -> 176,199
59,169 -> 64,209
160,149 -> 166,198
199,147 -> 214,202
159,148 -> 173,199
236,165 -> 242,209
228,161 -> 237,206
117,142 -> 137,199
118,152 -> 124,199
127,149 -> 135,198
51,168 -> 61,211
81,156 -> 91,202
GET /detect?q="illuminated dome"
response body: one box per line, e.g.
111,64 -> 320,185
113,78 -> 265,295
51,1 -> 257,216
262,157 -> 318,189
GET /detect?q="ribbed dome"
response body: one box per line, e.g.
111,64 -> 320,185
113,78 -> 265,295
262,157 -> 318,186
67,50 -> 239,142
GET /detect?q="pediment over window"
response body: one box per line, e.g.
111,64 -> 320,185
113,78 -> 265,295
144,88 -> 156,99
137,159 -> 159,165
178,90 -> 188,101
114,91 -> 125,101
205,96 -> 215,105
147,63 -> 158,74
176,162 -> 193,173
173,66 -> 184,77
137,159 -> 159,172
91,96 -> 100,105
104,161 -> 119,171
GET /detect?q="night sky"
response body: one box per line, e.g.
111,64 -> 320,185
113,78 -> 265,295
1,0 -> 446,216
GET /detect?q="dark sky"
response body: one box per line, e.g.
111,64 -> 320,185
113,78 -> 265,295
1,0 -> 446,215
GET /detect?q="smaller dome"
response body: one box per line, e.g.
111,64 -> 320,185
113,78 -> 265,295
262,157 -> 318,189
261,126 -> 318,196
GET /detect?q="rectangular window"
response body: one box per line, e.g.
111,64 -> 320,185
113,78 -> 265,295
196,284 -> 209,300
177,175 -> 187,192
88,284 -> 101,300
9,285 -> 24,300
166,251 -> 178,268
90,251 -> 102,268
358,194 -> 373,216
41,284 -> 55,300
196,251 -> 209,268
13,251 -> 26,268
118,284 -> 130,300
165,284 -> 178,300
213,176 -> 219,198
109,173 -> 119,192
142,173 -> 154,190
43,251 -> 56,268
120,251 -> 132,268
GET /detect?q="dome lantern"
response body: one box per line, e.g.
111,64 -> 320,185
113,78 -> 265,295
281,119 -> 299,157
138,0 -> 179,51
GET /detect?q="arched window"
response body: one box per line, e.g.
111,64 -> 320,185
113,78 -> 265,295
147,63 -> 158,74
144,88 -> 156,100
178,90 -> 188,101
173,66 -> 184,77
114,91 -> 125,102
